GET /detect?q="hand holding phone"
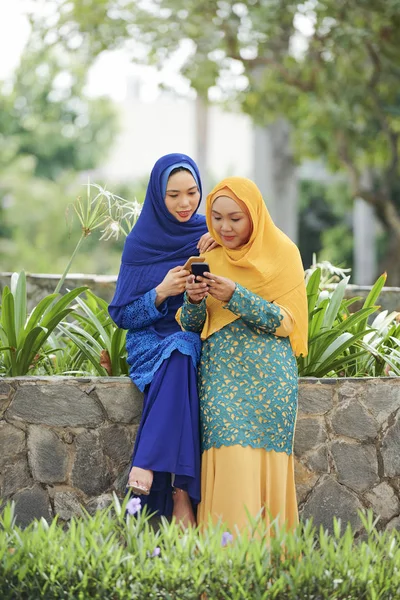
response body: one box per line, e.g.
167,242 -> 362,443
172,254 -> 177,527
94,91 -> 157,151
202,274 -> 236,303
185,263 -> 210,304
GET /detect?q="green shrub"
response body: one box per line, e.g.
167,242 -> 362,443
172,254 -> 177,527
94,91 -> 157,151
0,271 -> 87,377
298,267 -> 400,377
1,262 -> 400,378
1,496 -> 400,599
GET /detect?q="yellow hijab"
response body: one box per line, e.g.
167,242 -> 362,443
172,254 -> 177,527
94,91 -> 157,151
198,177 -> 308,357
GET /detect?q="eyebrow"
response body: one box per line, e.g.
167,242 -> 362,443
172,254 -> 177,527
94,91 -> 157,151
166,185 -> 198,193
212,209 -> 244,215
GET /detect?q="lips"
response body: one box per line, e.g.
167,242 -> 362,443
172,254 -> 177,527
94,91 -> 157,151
177,211 -> 191,218
221,235 -> 235,241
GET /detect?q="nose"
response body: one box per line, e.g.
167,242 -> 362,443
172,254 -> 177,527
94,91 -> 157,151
178,196 -> 191,209
220,220 -> 233,232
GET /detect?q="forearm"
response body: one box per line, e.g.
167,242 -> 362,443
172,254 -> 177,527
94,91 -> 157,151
226,284 -> 293,337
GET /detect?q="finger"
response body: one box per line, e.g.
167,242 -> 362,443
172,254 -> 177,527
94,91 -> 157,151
177,269 -> 190,278
171,265 -> 183,272
207,241 -> 219,251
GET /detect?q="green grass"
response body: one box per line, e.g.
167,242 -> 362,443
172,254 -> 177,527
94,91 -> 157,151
1,495 -> 400,599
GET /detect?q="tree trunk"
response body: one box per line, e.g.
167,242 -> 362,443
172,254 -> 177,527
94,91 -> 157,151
195,95 -> 209,214
253,119 -> 299,243
378,229 -> 400,286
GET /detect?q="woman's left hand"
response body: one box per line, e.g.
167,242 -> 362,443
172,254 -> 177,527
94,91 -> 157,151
197,232 -> 218,253
201,273 -> 236,303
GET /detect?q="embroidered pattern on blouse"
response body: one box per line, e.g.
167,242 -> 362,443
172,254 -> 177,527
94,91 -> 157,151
182,284 -> 298,455
226,284 -> 283,333
122,289 -> 201,391
121,289 -> 166,330
180,294 -> 207,332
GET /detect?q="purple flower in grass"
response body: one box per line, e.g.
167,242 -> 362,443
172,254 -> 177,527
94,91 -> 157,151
221,532 -> 233,547
127,497 -> 141,515
151,547 -> 161,557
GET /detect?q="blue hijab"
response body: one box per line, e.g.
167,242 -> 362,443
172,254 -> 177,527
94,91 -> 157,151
109,153 -> 207,327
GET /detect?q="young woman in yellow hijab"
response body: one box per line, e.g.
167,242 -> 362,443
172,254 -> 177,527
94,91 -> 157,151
178,176 -> 308,532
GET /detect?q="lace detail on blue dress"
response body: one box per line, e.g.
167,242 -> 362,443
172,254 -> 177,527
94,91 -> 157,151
122,289 -> 201,392
180,294 -> 206,332
181,284 -> 298,455
121,289 -> 167,330
225,284 -> 283,333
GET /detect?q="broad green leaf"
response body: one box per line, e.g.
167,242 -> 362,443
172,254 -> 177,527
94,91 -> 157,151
74,295 -> 111,351
356,273 -> 387,334
1,289 -> 17,349
322,276 -> 350,331
41,286 -> 87,327
306,268 -> 321,317
24,294 -> 60,338
16,326 -> 48,375
13,272 -> 27,345
312,330 -> 371,376
110,327 -> 127,376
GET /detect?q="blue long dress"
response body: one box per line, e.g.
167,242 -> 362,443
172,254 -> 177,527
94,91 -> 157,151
117,287 -> 202,516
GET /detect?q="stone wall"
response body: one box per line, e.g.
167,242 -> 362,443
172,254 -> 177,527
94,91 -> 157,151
1,376 -> 400,533
1,272 -> 400,314
0,273 -> 117,311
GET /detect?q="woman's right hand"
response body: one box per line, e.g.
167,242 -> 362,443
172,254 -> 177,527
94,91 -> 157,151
155,266 -> 190,305
185,274 -> 209,304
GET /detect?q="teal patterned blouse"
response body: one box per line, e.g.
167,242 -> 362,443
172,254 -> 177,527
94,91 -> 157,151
180,284 -> 298,455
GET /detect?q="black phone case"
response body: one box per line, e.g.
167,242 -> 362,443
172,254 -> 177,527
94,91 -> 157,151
191,263 -> 209,279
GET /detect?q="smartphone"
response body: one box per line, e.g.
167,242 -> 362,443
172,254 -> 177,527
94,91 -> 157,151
191,262 -> 210,281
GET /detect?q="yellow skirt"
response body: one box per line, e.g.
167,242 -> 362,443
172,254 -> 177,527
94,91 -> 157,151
197,445 -> 298,532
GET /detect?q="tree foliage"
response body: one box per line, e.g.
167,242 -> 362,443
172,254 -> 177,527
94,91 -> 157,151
34,0 -> 400,281
0,25 -> 122,273
0,31 -> 117,180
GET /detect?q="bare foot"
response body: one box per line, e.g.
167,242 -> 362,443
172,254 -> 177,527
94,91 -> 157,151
172,488 -> 196,529
127,466 -> 153,495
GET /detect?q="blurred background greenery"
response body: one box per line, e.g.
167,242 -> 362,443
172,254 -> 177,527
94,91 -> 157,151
1,0 -> 400,284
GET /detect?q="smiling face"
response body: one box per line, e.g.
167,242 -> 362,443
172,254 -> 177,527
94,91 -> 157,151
211,195 -> 252,249
164,170 -> 200,222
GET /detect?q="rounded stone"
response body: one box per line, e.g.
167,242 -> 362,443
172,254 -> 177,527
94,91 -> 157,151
0,422 -> 26,470
386,516 -> 400,532
331,441 -> 379,493
331,400 -> 379,440
298,383 -> 334,415
7,383 -> 105,427
96,383 -> 143,423
364,482 -> 400,522
28,426 -> 69,484
52,489 -> 85,520
1,458 -> 33,498
305,446 -> 329,474
294,417 -> 327,456
382,414 -> 400,477
99,425 -> 134,470
71,431 -> 111,497
362,380 -> 400,424
13,485 -> 52,527
301,476 -> 363,534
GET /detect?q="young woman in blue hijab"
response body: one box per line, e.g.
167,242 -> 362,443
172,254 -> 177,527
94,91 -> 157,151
108,153 -> 214,527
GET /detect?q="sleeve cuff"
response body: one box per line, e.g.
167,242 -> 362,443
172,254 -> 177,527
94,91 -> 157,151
183,292 -> 207,309
224,283 -> 243,314
148,288 -> 169,317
